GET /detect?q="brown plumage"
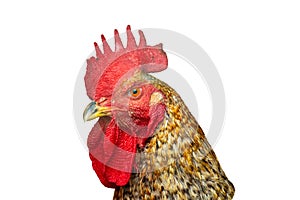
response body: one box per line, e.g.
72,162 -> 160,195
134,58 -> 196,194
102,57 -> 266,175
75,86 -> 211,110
112,73 -> 235,200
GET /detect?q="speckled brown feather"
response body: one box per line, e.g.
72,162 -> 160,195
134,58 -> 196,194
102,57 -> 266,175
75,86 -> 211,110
113,74 -> 235,200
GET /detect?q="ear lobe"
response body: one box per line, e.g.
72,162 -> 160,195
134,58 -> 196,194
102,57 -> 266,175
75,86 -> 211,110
147,91 -> 165,138
135,91 -> 165,148
136,103 -> 165,148
149,91 -> 164,106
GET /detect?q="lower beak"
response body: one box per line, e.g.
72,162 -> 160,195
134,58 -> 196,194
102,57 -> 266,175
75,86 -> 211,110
83,101 -> 112,122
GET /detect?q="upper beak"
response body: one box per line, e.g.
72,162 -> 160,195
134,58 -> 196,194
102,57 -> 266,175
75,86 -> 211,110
83,101 -> 112,122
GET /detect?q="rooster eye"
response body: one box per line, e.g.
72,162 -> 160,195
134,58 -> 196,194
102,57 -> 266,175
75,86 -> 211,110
129,88 -> 142,98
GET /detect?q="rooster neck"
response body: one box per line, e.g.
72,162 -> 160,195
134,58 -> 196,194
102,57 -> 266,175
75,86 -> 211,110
113,78 -> 234,199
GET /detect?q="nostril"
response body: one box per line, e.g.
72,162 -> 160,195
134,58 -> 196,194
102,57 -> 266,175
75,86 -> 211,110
98,97 -> 107,103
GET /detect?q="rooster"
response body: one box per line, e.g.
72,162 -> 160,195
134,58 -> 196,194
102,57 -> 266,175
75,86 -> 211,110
83,26 -> 234,200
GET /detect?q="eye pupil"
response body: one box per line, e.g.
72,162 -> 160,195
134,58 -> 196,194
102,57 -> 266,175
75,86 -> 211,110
132,89 -> 138,94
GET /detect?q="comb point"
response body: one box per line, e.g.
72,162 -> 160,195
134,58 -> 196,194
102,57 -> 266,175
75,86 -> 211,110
101,34 -> 112,54
138,30 -> 147,47
114,29 -> 119,36
153,43 -> 163,49
94,42 -> 103,58
126,26 -> 137,49
101,34 -> 106,42
114,29 -> 124,51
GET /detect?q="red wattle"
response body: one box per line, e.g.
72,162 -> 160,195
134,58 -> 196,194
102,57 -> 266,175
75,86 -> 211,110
88,118 -> 137,188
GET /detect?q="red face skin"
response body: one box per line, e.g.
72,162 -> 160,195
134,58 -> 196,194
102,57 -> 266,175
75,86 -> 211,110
88,78 -> 166,188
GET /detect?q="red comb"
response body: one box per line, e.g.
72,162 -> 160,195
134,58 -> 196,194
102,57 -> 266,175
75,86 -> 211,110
84,25 -> 168,100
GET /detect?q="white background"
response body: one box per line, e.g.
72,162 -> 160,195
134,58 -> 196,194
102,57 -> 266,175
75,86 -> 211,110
1,1 -> 299,199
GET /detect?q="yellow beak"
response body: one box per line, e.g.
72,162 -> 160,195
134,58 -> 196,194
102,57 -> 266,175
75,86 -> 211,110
83,101 -> 112,122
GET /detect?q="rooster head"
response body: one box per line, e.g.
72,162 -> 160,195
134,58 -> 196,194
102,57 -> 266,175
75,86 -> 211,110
83,26 -> 168,188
